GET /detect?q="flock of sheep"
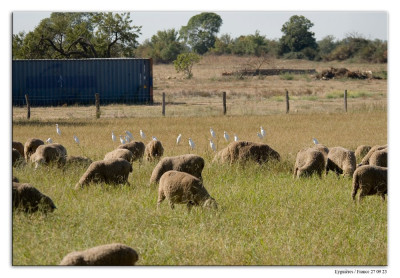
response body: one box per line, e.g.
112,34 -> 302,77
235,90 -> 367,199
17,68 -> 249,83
12,125 -> 387,266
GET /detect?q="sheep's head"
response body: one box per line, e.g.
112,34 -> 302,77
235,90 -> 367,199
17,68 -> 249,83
203,198 -> 218,210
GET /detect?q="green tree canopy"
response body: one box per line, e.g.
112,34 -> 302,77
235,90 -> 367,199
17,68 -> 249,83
12,12 -> 141,59
179,12 -> 222,54
278,15 -> 318,55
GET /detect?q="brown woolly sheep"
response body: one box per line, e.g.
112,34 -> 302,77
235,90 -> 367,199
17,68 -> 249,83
359,144 -> 387,166
24,138 -> 44,161
158,170 -> 218,211
293,148 -> 326,178
12,141 -> 24,157
352,165 -> 387,201
12,182 -> 56,213
12,148 -> 24,167
355,145 -> 371,160
145,140 -> 164,162
213,141 -> 280,164
104,149 -> 134,163
30,143 -> 67,168
59,243 -> 139,266
75,158 -> 132,189
369,149 -> 387,167
326,147 -> 356,177
149,154 -> 205,185
65,156 -> 93,166
117,141 -> 145,162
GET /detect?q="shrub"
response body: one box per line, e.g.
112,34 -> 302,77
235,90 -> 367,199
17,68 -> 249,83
173,53 -> 201,79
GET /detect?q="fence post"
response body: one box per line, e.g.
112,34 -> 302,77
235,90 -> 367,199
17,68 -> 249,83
95,93 -> 100,119
344,90 -> 348,112
222,91 -> 227,115
285,90 -> 290,114
25,94 -> 30,120
162,92 -> 166,116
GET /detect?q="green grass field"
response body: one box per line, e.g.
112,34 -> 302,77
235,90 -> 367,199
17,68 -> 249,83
12,109 -> 387,266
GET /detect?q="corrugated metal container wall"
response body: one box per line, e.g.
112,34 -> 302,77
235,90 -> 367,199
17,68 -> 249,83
12,58 -> 153,106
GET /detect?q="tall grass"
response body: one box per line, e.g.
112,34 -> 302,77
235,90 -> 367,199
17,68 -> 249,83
12,110 -> 387,265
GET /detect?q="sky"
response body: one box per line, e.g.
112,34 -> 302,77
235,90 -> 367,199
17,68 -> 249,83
12,11 -> 388,43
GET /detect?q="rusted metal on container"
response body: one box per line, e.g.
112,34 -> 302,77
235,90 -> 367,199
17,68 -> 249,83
12,58 -> 153,106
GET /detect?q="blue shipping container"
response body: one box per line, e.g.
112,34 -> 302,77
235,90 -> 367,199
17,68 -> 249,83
12,58 -> 153,106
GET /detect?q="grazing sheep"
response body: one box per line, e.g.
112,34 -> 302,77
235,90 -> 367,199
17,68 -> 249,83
359,144 -> 387,166
355,145 -> 371,160
157,170 -> 218,211
104,149 -> 134,163
24,138 -> 44,161
369,149 -> 387,167
59,243 -> 139,266
213,141 -> 280,164
12,141 -> 24,157
65,156 -> 93,167
293,147 -> 326,178
117,141 -> 145,162
149,154 -> 205,185
145,140 -> 164,162
352,165 -> 387,201
30,143 -> 67,168
12,182 -> 56,213
75,158 -> 132,189
326,147 -> 356,177
12,148 -> 24,167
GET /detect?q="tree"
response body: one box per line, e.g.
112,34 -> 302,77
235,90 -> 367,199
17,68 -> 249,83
179,12 -> 222,54
12,12 -> 141,59
231,31 -> 269,56
173,52 -> 201,79
278,15 -> 318,55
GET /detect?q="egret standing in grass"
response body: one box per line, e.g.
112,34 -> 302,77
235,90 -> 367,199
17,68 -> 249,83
209,139 -> 216,152
120,135 -> 126,145
313,138 -> 319,145
140,130 -> 146,139
176,134 -> 182,145
56,124 -> 61,136
46,138 -> 53,144
189,138 -> 195,151
112,131 -> 116,142
125,135 -> 131,143
257,132 -> 264,140
73,135 -> 80,145
234,134 -> 239,142
210,128 -> 216,138
224,131 -> 230,142
126,131 -> 133,141
260,126 -> 266,138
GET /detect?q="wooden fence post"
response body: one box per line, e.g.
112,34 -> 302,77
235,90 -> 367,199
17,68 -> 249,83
162,92 -> 166,116
25,94 -> 30,120
344,90 -> 348,112
95,93 -> 100,118
285,90 -> 290,114
222,91 -> 227,115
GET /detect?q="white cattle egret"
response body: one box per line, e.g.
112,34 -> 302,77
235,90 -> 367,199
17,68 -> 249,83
125,130 -> 133,140
73,135 -> 80,145
140,130 -> 146,139
257,132 -> 264,139
260,126 -> 266,138
125,135 -> 131,143
120,135 -> 126,145
209,139 -> 216,152
223,131 -> 230,142
313,138 -> 319,145
189,138 -> 195,150
210,128 -> 216,138
152,136 -> 158,141
176,134 -> 182,145
46,138 -> 53,144
56,124 -> 61,135
111,131 -> 116,142
234,134 -> 239,142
